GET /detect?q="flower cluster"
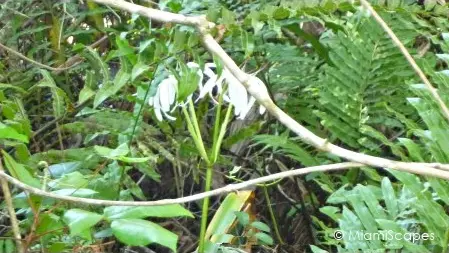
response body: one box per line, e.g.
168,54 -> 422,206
149,62 -> 266,121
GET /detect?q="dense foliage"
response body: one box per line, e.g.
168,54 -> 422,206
2,0 -> 449,252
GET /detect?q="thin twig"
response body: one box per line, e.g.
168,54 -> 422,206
0,155 -> 24,253
0,163 -> 361,206
52,35 -> 108,75
0,42 -> 75,72
359,0 -> 449,123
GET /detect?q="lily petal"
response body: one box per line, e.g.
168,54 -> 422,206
159,75 -> 178,112
163,111 -> 177,121
225,69 -> 248,117
154,107 -> 163,121
198,75 -> 218,100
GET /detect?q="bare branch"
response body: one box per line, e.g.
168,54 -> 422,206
92,0 -> 213,27
0,163 -> 361,206
359,0 -> 449,123
91,0 -> 449,179
0,42 -> 74,72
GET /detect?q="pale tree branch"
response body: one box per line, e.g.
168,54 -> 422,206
0,159 -> 24,253
1,163 -> 361,206
92,0 -> 214,27
359,0 -> 449,123
88,0 -> 449,179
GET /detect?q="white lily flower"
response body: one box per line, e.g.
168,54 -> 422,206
197,63 -> 222,103
198,63 -> 266,119
149,62 -> 266,121
149,63 -> 203,121
148,75 -> 178,121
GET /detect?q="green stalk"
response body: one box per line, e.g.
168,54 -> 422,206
182,106 -> 210,164
263,186 -> 284,244
188,98 -> 204,144
211,104 -> 233,163
198,163 -> 213,253
210,93 -> 223,162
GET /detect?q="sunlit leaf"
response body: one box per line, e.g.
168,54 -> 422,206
111,219 -> 177,251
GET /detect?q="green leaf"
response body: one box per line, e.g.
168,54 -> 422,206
234,211 -> 250,226
172,29 -> 187,51
376,219 -> 430,253
82,46 -> 110,84
0,83 -> 27,94
104,205 -> 193,220
320,206 -> 340,221
63,209 -> 103,236
250,221 -> 271,232
94,57 -> 131,107
253,134 -> 318,166
429,178 -> 449,206
131,61 -> 149,81
310,245 -> 328,253
177,63 -> 200,102
48,162 -> 81,178
51,188 -> 97,197
94,144 -> 129,159
48,242 -> 66,253
117,156 -> 151,163
255,232 -> 273,245
272,7 -> 290,19
94,144 -> 150,163
78,86 -> 95,104
36,70 -> 69,117
51,171 -> 88,189
4,239 -> 15,253
356,185 -> 387,220
36,213 -> 64,235
221,8 -> 236,25
111,218 -> 177,252
241,29 -> 254,57
398,138 -> 425,162
0,123 -> 28,143
2,151 -> 40,188
381,177 -> 398,219
205,191 -> 252,242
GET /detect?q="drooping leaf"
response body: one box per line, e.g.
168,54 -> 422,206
51,188 -> 97,197
254,232 -> 274,245
0,123 -> 28,143
111,218 -> 177,252
2,151 -> 40,188
205,191 -> 252,242
104,205 -> 193,220
94,57 -> 131,107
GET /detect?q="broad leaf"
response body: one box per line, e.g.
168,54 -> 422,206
63,209 -> 103,236
111,218 -> 177,252
104,205 -> 193,220
0,123 -> 28,143
2,151 -> 40,188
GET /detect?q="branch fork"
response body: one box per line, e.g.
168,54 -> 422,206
1,0 -> 449,208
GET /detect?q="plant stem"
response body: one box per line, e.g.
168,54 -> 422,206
0,156 -> 24,253
182,106 -> 209,163
188,98 -> 204,145
211,104 -> 233,163
262,186 -> 284,245
198,164 -> 213,253
210,94 -> 223,162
